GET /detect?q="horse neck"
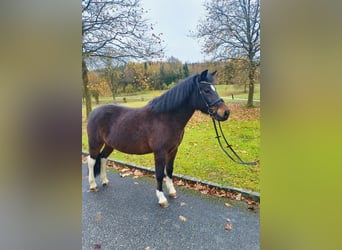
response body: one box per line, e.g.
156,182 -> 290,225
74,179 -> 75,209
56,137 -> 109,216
171,102 -> 196,128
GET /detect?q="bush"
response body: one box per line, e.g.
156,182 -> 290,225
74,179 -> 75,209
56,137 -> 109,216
125,84 -> 134,93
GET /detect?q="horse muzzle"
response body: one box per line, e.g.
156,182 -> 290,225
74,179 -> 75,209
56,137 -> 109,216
210,102 -> 230,121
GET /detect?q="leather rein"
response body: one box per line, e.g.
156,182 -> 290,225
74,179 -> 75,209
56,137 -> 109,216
211,118 -> 258,166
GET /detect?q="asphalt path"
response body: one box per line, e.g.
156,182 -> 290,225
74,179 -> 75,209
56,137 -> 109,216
82,163 -> 259,250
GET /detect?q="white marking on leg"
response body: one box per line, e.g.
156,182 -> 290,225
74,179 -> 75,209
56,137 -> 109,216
100,158 -> 109,185
165,176 -> 177,198
156,190 -> 168,207
87,156 -> 97,190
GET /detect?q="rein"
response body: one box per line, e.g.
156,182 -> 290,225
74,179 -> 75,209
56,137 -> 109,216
211,118 -> 258,166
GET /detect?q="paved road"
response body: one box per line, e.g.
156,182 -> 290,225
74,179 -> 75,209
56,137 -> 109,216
82,164 -> 259,250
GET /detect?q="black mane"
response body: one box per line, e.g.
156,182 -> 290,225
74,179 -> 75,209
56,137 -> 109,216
148,74 -> 198,112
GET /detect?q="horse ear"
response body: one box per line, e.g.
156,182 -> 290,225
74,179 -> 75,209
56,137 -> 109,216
211,70 -> 217,76
200,69 -> 209,80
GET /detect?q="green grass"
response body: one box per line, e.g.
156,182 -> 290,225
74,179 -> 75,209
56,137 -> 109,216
176,115 -> 259,191
216,84 -> 260,100
82,85 -> 260,192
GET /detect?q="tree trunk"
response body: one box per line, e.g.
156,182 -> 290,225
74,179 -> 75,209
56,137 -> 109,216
82,59 -> 92,118
94,92 -> 99,105
246,60 -> 256,108
110,73 -> 116,101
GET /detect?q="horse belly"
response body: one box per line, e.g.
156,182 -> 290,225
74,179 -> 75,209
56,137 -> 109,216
101,107 -> 156,155
117,143 -> 152,155
107,133 -> 152,155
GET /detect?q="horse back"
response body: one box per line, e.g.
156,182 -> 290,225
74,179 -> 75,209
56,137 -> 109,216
87,104 -> 135,135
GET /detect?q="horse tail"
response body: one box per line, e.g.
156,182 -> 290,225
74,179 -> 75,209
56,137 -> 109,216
94,155 -> 101,177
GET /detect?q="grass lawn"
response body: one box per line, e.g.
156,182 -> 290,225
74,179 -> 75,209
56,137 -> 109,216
82,85 -> 260,192
216,84 -> 260,100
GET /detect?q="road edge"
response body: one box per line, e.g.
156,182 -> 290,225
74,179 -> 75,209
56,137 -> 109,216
82,151 -> 260,202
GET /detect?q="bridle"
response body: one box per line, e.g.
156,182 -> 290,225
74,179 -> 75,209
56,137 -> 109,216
196,80 -> 224,117
196,77 -> 259,166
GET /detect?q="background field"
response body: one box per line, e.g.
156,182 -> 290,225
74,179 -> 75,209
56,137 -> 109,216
82,84 -> 260,192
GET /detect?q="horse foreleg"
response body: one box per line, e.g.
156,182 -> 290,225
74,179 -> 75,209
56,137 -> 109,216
154,153 -> 168,207
87,155 -> 98,192
165,152 -> 177,198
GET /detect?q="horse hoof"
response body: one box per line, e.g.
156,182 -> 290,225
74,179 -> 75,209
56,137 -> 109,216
90,187 -> 99,192
169,192 -> 177,199
159,201 -> 169,208
102,182 -> 109,187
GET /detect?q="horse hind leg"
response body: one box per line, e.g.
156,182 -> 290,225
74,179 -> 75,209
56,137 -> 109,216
100,158 -> 109,186
99,145 -> 113,186
88,155 -> 99,192
88,137 -> 104,192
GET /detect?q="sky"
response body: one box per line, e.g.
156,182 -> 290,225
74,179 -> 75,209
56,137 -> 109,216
141,0 -> 207,63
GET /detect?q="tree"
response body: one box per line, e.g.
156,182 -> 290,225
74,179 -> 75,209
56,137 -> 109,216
102,61 -> 124,101
82,0 -> 164,117
183,63 -> 190,78
87,71 -> 112,104
193,0 -> 260,107
87,71 -> 101,104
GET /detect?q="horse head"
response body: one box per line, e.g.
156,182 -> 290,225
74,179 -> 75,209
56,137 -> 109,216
196,69 -> 230,121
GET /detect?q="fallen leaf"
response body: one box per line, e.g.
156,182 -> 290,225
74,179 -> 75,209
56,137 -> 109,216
134,182 -> 139,185
179,215 -> 187,222
247,204 -> 255,211
218,190 -> 226,197
120,172 -> 131,177
82,155 -> 88,163
119,168 -> 130,173
107,161 -> 115,168
175,180 -> 185,186
200,190 -> 209,195
111,163 -> 119,170
225,202 -> 232,207
224,223 -> 233,230
180,202 -> 187,207
145,247 -> 151,250
94,243 -> 101,249
236,193 -> 242,201
133,170 -> 143,176
95,213 -> 102,221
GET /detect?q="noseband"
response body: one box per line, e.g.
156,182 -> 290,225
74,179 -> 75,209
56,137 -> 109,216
196,80 -> 224,117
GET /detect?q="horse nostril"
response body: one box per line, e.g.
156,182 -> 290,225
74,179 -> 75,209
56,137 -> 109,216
224,110 -> 230,119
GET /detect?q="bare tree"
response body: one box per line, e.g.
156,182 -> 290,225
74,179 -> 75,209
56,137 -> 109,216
82,0 -> 164,117
193,0 -> 260,107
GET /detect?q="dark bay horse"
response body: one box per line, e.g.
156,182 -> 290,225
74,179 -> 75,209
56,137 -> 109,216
87,69 -> 230,207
